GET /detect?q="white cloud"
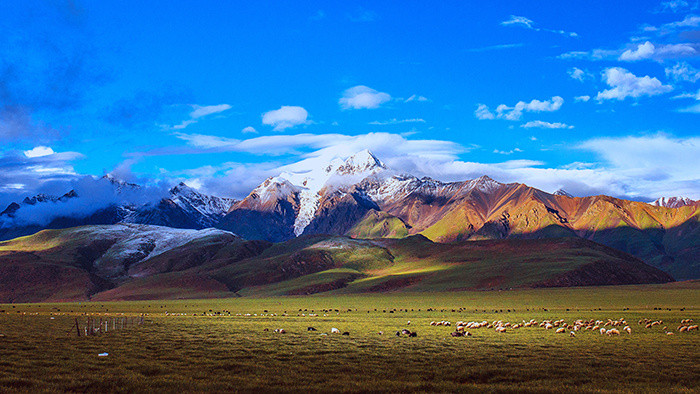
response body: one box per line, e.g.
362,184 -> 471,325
405,94 -> 429,102
558,49 -> 619,60
659,0 -> 691,12
596,67 -> 673,101
369,118 -> 426,125
578,134 -> 699,196
619,41 -> 656,61
23,146 -> 55,158
170,120 -> 196,130
0,149 -> 85,208
241,126 -> 257,134
171,130 -> 700,200
561,40 -> 697,62
190,104 -> 232,119
339,86 -> 391,109
501,15 -> 534,28
574,95 -> 591,102
475,104 -> 495,120
499,96 -> 564,120
520,121 -> 574,129
162,103 -> 232,130
262,106 -> 309,131
619,41 -> 696,61
568,67 -> 590,81
662,14 -> 700,29
672,89 -> 700,99
666,62 -> 700,83
477,97 -> 564,121
501,15 -> 578,37
493,148 -> 524,155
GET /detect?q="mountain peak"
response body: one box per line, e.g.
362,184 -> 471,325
170,182 -> 194,195
101,174 -> 141,191
334,149 -> 386,175
554,189 -> 574,198
650,196 -> 696,208
469,175 -> 502,193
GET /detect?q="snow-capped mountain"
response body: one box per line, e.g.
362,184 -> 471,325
219,150 -> 517,240
219,150 -> 388,240
0,177 -> 236,240
650,196 -> 696,208
167,182 -> 236,226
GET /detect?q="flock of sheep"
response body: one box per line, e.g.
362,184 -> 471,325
257,316 -> 696,339
426,317 -> 698,338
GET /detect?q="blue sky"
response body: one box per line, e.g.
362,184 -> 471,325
1,0 -> 699,207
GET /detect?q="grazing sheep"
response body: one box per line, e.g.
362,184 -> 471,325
600,328 -> 607,335
555,328 -> 566,334
451,331 -> 464,337
687,325 -> 698,331
395,331 -> 401,337
606,329 -> 620,336
495,327 -> 507,333
666,332 -> 674,335
430,321 -> 437,326
331,328 -> 340,334
624,326 -> 632,334
545,324 -> 554,330
679,326 -> 688,332
401,329 -> 412,335
570,331 -> 576,337
408,332 -> 417,337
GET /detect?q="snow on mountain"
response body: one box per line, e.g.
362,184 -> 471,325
250,176 -> 299,205
272,149 -> 387,235
0,176 -> 236,236
242,149 -> 515,237
466,175 -> 503,193
554,189 -> 574,198
66,224 -> 235,276
168,182 -> 236,226
650,196 -> 696,208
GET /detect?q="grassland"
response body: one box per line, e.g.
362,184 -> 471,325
0,283 -> 698,393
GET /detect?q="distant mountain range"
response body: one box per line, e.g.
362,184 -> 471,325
1,150 -> 698,280
0,176 -> 235,241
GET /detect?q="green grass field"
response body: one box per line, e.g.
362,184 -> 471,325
0,283 -> 698,393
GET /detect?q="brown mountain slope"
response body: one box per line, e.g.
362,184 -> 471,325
347,178 -> 699,279
0,225 -> 673,302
